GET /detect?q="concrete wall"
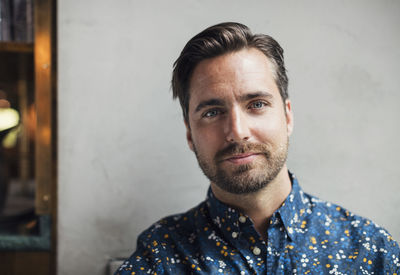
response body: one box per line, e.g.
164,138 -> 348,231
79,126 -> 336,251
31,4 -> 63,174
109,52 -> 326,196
58,1 -> 400,274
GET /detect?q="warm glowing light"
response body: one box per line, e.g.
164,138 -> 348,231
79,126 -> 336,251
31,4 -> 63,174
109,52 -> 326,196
2,126 -> 20,148
0,108 -> 20,131
39,126 -> 51,146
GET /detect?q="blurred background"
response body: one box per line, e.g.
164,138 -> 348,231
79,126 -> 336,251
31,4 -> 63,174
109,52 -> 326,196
1,0 -> 399,274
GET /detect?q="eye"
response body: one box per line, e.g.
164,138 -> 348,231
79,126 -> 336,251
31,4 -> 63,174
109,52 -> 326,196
249,101 -> 267,109
202,109 -> 221,118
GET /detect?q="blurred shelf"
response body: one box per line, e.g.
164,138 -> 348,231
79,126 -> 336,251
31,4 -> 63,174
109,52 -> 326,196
0,42 -> 33,53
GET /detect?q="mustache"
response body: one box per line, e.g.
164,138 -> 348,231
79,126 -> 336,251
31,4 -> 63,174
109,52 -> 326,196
214,142 -> 270,162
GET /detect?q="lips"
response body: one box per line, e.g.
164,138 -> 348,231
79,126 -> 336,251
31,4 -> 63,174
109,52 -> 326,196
224,153 -> 261,165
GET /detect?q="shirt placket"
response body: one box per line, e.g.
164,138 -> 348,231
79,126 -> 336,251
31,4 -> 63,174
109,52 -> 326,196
266,213 -> 293,274
230,214 -> 268,275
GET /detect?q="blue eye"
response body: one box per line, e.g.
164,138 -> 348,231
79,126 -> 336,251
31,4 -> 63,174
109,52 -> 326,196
203,109 -> 220,118
249,101 -> 266,109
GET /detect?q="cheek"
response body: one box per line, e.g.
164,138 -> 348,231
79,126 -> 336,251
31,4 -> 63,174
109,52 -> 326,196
252,114 -> 288,142
191,127 -> 223,153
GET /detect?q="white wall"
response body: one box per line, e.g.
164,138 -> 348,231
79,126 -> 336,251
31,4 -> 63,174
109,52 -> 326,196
58,1 -> 400,274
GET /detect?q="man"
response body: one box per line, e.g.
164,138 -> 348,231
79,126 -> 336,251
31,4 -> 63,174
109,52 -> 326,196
116,22 -> 399,274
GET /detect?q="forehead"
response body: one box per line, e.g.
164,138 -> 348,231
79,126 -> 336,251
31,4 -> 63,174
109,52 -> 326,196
188,48 -> 279,104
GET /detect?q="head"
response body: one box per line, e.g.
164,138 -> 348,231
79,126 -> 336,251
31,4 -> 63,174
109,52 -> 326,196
172,22 -> 293,194
172,22 -> 288,123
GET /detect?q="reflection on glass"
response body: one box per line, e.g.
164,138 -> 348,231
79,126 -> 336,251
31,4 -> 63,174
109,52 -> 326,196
0,51 -> 38,236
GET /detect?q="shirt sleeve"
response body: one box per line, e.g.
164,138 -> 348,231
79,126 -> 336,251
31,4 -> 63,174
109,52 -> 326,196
356,221 -> 400,273
377,230 -> 400,273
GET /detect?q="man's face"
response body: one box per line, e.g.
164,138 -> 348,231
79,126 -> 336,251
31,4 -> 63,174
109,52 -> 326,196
186,48 -> 293,194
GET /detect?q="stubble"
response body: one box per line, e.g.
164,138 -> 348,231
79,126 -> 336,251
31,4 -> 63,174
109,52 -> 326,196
193,139 -> 288,194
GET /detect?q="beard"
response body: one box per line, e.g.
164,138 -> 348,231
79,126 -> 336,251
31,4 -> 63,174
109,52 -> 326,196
193,139 -> 288,194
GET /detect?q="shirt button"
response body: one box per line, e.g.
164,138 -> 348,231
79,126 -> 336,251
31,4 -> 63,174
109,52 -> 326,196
253,247 -> 261,255
232,232 -> 238,238
239,216 -> 246,223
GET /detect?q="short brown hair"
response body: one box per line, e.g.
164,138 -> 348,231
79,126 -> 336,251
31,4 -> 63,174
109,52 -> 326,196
172,22 -> 289,122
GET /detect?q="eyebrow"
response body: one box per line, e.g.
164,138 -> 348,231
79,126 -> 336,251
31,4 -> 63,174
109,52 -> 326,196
238,91 -> 273,102
194,91 -> 273,113
194,99 -> 225,113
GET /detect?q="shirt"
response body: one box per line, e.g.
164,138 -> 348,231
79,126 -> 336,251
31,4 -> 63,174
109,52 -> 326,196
116,173 -> 400,274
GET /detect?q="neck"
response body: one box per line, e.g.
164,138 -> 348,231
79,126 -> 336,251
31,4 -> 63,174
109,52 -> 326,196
210,166 -> 292,240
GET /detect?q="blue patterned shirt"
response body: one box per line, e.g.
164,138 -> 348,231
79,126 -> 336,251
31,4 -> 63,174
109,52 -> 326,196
116,173 -> 400,274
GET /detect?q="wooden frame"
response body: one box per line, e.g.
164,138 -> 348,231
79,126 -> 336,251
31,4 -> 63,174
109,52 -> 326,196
34,0 -> 57,273
35,0 -> 57,217
0,42 -> 33,53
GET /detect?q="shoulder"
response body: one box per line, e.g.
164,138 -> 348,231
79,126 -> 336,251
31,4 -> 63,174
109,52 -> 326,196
138,199 -> 210,244
303,192 -> 400,271
115,200 -> 210,274
307,192 -> 396,242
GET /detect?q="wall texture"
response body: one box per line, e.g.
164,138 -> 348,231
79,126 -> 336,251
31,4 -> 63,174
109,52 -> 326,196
58,1 -> 400,274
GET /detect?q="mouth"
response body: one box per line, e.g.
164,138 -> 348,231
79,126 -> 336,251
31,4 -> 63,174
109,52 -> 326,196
223,153 -> 261,165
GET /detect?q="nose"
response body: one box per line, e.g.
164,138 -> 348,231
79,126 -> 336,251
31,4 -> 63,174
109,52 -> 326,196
224,107 -> 251,143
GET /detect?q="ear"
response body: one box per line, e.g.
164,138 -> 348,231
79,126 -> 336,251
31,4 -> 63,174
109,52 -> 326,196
285,99 -> 294,136
184,120 -> 194,152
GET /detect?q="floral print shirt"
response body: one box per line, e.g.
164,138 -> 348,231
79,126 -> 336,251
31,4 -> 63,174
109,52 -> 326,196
116,173 -> 400,274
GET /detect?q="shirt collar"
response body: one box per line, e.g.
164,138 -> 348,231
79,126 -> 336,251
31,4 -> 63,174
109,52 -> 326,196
206,186 -> 241,231
277,172 -> 313,242
205,171 -> 311,243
